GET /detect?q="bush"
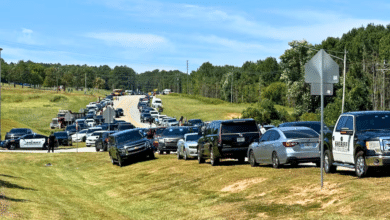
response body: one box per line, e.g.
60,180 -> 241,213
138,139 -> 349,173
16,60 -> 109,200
300,112 -> 319,121
261,82 -> 287,105
49,95 -> 68,102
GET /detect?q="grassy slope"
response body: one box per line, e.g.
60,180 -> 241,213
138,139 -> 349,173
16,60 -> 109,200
1,153 -> 390,219
1,84 -> 108,139
158,94 -> 293,121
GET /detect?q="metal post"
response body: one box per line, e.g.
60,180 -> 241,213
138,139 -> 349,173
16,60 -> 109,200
0,48 -> 2,141
320,51 -> 324,189
187,60 -> 188,94
341,49 -> 346,113
231,68 -> 233,103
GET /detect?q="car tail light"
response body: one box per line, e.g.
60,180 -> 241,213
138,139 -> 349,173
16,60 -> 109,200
283,142 -> 298,147
105,138 -> 108,143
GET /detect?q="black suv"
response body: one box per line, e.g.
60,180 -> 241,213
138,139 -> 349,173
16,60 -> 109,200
108,129 -> 155,167
53,131 -> 72,146
197,119 -> 260,166
95,131 -> 116,151
4,128 -> 33,149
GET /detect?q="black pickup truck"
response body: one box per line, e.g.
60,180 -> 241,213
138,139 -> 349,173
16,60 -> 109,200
197,119 -> 260,166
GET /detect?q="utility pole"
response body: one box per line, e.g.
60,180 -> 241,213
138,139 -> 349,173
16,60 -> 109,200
378,60 -> 389,110
0,48 -> 2,141
341,49 -> 347,113
231,68 -> 233,103
187,60 -> 188,94
85,71 -> 87,92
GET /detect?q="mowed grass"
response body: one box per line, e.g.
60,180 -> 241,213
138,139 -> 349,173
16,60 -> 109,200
158,94 -> 293,121
1,84 -> 108,139
2,152 -> 390,219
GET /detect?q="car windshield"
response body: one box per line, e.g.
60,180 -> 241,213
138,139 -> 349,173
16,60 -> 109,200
221,121 -> 258,134
10,128 -> 29,133
189,119 -> 202,124
118,124 -> 134,130
54,132 -> 67,137
91,132 -> 102,136
155,100 -> 161,103
162,128 -> 188,136
356,114 -> 390,131
66,126 -> 76,131
167,119 -> 177,122
79,130 -> 88,134
150,111 -> 158,114
155,128 -> 166,135
116,131 -> 144,144
186,134 -> 201,141
283,129 -> 319,139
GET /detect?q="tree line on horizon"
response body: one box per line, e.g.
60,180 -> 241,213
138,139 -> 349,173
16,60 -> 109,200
1,23 -> 390,125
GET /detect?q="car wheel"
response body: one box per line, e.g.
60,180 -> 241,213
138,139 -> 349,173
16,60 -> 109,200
355,151 -> 369,178
198,147 -> 205,164
83,137 -> 86,142
158,150 -> 163,155
117,153 -> 123,167
272,152 -> 280,169
249,150 -> 258,167
9,144 -> 16,150
324,150 -> 336,173
177,150 -> 182,160
69,140 -> 72,146
149,151 -> 155,159
95,147 -> 100,152
184,150 -> 188,161
166,151 -> 170,154
210,149 -> 219,166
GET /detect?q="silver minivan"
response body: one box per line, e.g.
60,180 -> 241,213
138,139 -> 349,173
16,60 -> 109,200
247,127 -> 320,168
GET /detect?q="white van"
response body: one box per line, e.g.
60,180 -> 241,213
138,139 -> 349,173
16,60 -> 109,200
152,98 -> 162,108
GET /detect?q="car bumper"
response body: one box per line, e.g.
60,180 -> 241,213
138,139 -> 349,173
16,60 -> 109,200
219,147 -> 248,158
120,148 -> 152,159
365,155 -> 390,166
158,143 -> 178,151
86,140 -> 96,146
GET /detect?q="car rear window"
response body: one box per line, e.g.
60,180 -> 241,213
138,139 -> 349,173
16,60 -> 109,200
282,129 -> 319,139
10,128 -> 30,133
221,121 -> 258,134
54,132 -> 68,137
162,128 -> 188,136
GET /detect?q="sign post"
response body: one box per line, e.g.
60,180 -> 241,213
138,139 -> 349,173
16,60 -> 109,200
305,49 -> 339,188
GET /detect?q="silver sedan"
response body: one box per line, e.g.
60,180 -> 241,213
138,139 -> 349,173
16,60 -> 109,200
247,127 -> 320,168
177,133 -> 201,160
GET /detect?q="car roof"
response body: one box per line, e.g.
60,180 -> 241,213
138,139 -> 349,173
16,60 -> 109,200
341,111 -> 390,116
276,126 -> 317,132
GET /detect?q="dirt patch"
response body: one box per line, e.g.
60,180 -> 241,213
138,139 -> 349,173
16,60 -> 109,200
246,192 -> 266,199
225,113 -> 242,120
221,178 -> 266,193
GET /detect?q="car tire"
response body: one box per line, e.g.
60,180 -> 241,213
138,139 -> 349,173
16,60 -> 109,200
9,144 -> 16,150
272,152 -> 280,169
95,147 -> 100,152
249,150 -> 258,167
198,147 -> 205,164
83,137 -> 86,142
324,150 -> 336,173
149,151 -> 155,159
166,151 -> 170,154
158,150 -> 163,155
210,149 -> 219,166
117,153 -> 123,167
177,150 -> 182,160
355,151 -> 369,178
184,151 -> 188,161
42,143 -> 47,150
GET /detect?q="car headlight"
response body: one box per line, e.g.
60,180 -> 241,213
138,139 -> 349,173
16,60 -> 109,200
366,141 -> 381,152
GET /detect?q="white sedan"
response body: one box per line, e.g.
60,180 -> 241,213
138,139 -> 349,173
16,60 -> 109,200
71,129 -> 88,142
86,130 -> 106,147
177,133 -> 201,160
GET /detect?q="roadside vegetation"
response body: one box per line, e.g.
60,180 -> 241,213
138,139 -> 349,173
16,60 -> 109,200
1,84 -> 108,139
2,152 -> 390,219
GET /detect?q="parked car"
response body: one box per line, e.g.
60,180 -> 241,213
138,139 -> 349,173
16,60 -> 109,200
86,130 -> 106,147
248,127 -> 321,168
116,123 -> 135,131
65,125 -> 80,136
177,133 -> 202,160
157,126 -> 197,154
108,129 -> 155,167
278,121 -> 332,135
95,131 -> 116,152
187,119 -> 203,127
53,131 -> 72,146
141,113 -> 153,123
150,110 -> 159,119
85,127 -> 103,139
71,129 -> 89,142
116,108 -> 124,116
197,119 -> 260,166
164,118 -> 178,127
5,128 -> 33,143
85,119 -> 96,127
6,133 -> 48,150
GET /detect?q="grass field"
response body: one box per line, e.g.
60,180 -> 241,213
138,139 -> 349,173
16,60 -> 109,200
1,84 -> 108,139
2,152 -> 390,219
157,94 -> 293,122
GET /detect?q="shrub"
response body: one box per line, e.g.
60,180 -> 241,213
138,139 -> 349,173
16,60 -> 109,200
49,95 -> 68,102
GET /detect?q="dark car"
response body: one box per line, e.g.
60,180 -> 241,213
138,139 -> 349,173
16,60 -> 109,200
53,131 -> 72,146
108,129 -> 155,167
116,123 -> 135,131
141,113 -> 153,123
95,131 -> 116,152
65,125 -> 80,136
278,121 -> 332,135
86,113 -> 94,119
116,108 -> 124,116
6,133 -> 48,150
187,119 -> 203,127
94,115 -> 104,125
197,119 -> 260,166
5,128 -> 33,140
157,126 -> 197,154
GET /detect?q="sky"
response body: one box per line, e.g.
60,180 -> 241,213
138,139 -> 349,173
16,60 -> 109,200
1,0 -> 390,74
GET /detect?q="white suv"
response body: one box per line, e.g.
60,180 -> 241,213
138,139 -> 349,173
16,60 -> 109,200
86,130 -> 106,147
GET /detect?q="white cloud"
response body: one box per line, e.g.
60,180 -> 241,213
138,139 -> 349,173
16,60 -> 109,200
84,32 -> 168,51
22,28 -> 33,34
17,28 -> 38,45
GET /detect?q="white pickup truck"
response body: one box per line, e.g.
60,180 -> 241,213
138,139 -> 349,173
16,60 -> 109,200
324,111 -> 390,178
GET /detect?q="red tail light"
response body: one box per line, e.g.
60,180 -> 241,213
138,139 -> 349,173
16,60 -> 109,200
283,142 -> 298,147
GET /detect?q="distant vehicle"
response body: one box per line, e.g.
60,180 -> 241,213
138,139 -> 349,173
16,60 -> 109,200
140,113 -> 153,123
151,98 -> 162,108
150,110 -> 159,119
116,123 -> 135,131
71,129 -> 89,142
163,89 -> 171,95
177,133 -> 202,160
165,118 -> 178,127
86,130 -> 106,147
187,119 -> 203,127
112,89 -> 123,96
53,131 -> 72,146
108,129 -> 155,167
95,131 -> 116,152
85,119 -> 96,127
248,127 -> 320,168
116,108 -> 124,116
65,125 -> 80,136
9,133 -> 48,150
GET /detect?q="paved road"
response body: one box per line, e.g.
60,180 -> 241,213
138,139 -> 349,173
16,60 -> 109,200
0,95 -> 154,153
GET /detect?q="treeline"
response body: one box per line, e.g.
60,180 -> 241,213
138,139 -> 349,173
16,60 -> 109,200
1,23 -> 390,125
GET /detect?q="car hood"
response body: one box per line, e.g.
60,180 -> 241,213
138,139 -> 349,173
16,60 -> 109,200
355,130 -> 390,141
123,139 -> 148,148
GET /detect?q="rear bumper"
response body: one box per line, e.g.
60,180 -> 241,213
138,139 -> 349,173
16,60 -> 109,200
219,147 -> 248,158
365,156 -> 390,166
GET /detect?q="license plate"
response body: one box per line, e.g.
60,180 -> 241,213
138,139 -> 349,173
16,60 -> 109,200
302,143 -> 315,148
237,137 -> 245,142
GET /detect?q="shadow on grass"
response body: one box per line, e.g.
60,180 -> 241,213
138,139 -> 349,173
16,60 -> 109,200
0,179 -> 36,191
121,156 -> 158,167
0,194 -> 28,202
337,168 -> 390,178
0,174 -> 17,178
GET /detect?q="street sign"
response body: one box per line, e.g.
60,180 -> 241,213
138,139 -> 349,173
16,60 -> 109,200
305,49 -> 339,84
103,106 -> 115,124
310,83 -> 333,95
